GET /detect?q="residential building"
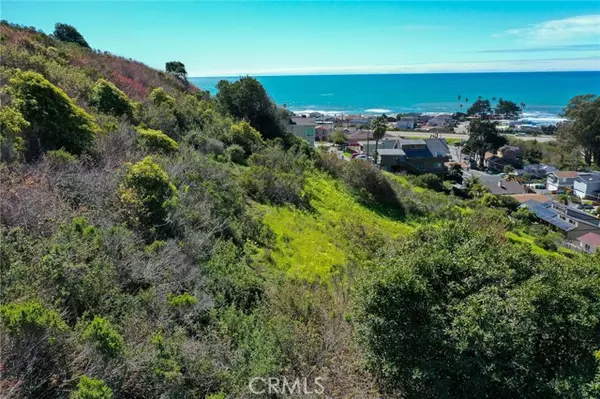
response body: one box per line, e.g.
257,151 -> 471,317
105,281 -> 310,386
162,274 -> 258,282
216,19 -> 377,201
483,180 -> 526,196
315,125 -> 331,141
378,138 -> 450,174
574,173 -> 600,200
396,117 -> 416,129
515,164 -> 558,178
288,117 -> 316,145
427,114 -> 454,127
357,137 -> 397,157
546,171 -> 580,192
522,200 -> 600,240
576,232 -> 600,253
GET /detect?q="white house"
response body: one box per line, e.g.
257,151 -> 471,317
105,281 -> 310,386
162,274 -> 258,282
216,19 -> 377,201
396,117 -> 416,129
428,114 -> 454,127
574,173 -> 600,200
546,171 -> 580,192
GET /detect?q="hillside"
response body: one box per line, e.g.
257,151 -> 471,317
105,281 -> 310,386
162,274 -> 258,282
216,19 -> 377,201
1,21 -> 600,399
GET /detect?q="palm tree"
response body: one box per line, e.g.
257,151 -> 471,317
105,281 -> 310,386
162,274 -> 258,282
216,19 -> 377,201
457,95 -> 461,112
371,115 -> 387,163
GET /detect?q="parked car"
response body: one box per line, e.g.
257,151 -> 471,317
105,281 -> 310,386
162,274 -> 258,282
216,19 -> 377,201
355,154 -> 374,161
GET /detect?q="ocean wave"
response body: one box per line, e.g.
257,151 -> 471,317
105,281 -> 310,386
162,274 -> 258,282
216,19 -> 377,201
365,108 -> 392,113
291,109 -> 346,116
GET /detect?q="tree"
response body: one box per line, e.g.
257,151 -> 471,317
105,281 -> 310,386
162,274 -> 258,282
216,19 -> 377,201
10,70 -> 99,156
495,99 -> 522,118
503,165 -> 516,175
356,221 -> 600,398
53,23 -> 90,48
165,61 -> 188,84
467,98 -> 492,116
89,78 -> 134,118
330,130 -> 347,145
216,76 -> 288,140
371,115 -> 387,161
463,120 -> 507,168
559,94 -> 600,166
0,106 -> 29,162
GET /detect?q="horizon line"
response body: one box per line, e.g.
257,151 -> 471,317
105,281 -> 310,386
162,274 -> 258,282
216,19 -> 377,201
191,69 -> 600,79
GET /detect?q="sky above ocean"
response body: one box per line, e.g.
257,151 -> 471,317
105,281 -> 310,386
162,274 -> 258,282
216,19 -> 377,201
3,1 -> 600,76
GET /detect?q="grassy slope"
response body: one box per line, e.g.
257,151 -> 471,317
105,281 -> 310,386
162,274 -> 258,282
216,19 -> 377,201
259,171 -> 413,281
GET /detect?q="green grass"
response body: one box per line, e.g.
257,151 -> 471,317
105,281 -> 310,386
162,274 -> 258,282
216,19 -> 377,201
258,172 -> 413,281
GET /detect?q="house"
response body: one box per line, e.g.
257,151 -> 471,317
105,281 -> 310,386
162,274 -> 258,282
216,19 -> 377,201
515,164 -> 558,178
485,145 -> 521,171
484,180 -> 526,195
378,138 -> 450,173
573,173 -> 600,200
427,114 -> 454,127
546,171 -> 580,192
576,232 -> 600,253
357,137 -> 397,157
522,200 -> 600,240
315,125 -> 331,141
377,149 -> 406,169
288,117 -> 316,145
396,117 -> 416,130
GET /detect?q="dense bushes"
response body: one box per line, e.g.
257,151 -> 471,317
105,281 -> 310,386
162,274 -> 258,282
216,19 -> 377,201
136,126 -> 178,153
243,145 -> 310,207
119,157 -> 178,234
356,221 -> 600,398
89,78 -> 134,118
9,70 -> 99,155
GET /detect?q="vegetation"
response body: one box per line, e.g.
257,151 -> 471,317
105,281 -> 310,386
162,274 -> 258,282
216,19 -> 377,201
463,119 -> 507,168
1,20 -> 599,399
53,22 -> 90,48
9,70 -> 99,156
558,94 -> 600,167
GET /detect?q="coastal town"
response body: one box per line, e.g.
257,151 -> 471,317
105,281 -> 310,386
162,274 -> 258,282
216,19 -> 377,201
287,102 -> 600,255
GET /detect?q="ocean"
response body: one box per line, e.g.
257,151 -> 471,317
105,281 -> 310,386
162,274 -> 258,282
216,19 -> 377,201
190,71 -> 600,125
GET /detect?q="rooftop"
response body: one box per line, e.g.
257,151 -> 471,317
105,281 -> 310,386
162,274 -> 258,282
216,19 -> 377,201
510,193 -> 551,204
576,173 -> 600,184
290,117 -> 316,126
377,148 -> 406,156
577,232 -> 600,247
553,171 -> 579,178
485,180 -> 525,195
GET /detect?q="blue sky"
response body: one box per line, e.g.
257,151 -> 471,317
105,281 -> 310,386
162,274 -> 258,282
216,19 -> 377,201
3,1 -> 600,76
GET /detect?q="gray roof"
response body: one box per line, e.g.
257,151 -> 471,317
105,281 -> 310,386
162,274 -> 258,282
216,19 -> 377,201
425,138 -> 450,157
485,180 -> 524,195
290,117 -> 316,126
576,173 -> 600,184
400,139 -> 426,146
377,149 -> 406,156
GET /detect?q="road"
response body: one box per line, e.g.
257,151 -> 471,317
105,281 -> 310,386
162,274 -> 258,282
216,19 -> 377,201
385,131 -> 556,142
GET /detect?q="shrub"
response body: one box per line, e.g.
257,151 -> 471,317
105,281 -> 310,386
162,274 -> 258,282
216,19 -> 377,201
54,23 -> 90,48
149,87 -> 176,108
136,126 -> 178,153
10,70 -> 99,155
167,293 -> 198,308
82,317 -> 124,359
226,144 -> 245,164
227,121 -> 264,156
412,173 -> 443,192
356,221 -> 600,398
45,148 -> 77,167
89,78 -> 134,118
0,106 -> 29,162
0,300 -> 68,340
70,376 -> 113,399
534,235 -> 558,251
343,160 -> 402,210
119,157 -> 178,233
243,145 -> 309,207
